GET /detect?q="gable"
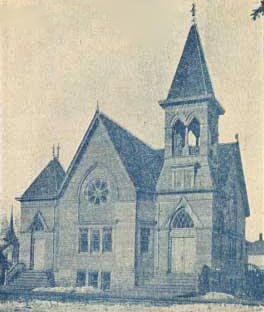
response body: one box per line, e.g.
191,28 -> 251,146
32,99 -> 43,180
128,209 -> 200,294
18,158 -> 65,202
58,111 -> 164,198
59,114 -> 136,202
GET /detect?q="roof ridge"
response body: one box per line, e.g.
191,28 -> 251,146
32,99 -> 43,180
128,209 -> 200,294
194,24 -> 208,95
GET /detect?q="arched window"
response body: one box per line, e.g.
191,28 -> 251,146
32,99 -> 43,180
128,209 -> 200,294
172,209 -> 194,228
188,118 -> 200,155
172,120 -> 185,156
30,214 -> 45,232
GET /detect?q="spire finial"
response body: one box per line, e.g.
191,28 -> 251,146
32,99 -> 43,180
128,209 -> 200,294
52,145 -> 55,159
56,144 -> 60,159
96,100 -> 100,113
191,1 -> 196,24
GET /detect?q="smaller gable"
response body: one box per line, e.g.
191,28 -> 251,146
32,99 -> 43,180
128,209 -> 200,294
18,158 -> 65,202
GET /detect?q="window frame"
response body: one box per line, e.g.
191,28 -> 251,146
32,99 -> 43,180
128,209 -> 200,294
79,229 -> 89,253
76,270 -> 86,287
140,228 -> 150,255
101,272 -> 111,291
88,271 -> 99,288
90,229 -> 100,253
103,228 -> 112,253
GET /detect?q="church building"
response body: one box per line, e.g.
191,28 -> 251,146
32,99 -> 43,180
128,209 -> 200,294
15,22 -> 250,295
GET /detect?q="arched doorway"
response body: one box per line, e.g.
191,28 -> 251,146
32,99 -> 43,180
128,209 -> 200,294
170,208 -> 196,273
29,213 -> 46,270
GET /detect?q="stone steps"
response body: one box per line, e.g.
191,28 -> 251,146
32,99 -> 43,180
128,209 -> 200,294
8,270 -> 51,289
138,272 -> 198,296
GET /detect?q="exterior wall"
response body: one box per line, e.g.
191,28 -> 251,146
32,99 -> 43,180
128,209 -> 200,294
156,192 -> 213,275
135,192 -> 156,284
55,120 -> 137,289
212,155 -> 247,289
19,200 -> 56,270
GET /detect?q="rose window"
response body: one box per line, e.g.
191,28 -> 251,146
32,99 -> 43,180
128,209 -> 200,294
85,179 -> 109,206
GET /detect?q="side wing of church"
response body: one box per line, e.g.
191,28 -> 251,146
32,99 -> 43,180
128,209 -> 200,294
15,23 -> 249,295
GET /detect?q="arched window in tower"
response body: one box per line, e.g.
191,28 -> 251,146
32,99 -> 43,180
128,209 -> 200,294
172,209 -> 194,229
172,120 -> 185,156
188,118 -> 200,155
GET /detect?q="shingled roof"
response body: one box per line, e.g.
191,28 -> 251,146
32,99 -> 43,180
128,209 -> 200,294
167,24 -> 213,100
100,113 -> 164,192
217,142 -> 250,217
18,158 -> 65,201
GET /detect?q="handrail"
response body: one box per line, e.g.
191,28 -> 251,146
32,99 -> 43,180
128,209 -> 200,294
6,263 -> 26,284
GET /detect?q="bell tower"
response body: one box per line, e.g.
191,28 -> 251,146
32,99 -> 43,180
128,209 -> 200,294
157,20 -> 225,193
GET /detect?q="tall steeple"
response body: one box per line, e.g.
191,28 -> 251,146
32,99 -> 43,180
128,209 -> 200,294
158,7 -> 225,166
167,23 -> 214,101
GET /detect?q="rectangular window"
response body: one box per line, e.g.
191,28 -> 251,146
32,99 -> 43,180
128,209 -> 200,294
79,229 -> 88,252
140,228 -> 150,254
88,271 -> 98,288
103,228 -> 112,252
91,230 -> 100,253
76,270 -> 86,287
101,272 -> 111,291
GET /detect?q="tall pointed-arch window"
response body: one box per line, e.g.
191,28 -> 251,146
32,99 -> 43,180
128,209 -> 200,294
188,118 -> 200,155
30,214 -> 45,232
172,209 -> 194,229
172,120 -> 185,156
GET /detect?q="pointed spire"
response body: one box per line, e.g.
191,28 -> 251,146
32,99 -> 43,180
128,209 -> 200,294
3,205 -> 17,245
166,23 -> 214,102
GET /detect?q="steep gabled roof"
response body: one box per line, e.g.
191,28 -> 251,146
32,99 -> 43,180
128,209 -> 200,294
217,142 -> 250,217
58,111 -> 164,196
168,24 -> 213,100
18,158 -> 65,202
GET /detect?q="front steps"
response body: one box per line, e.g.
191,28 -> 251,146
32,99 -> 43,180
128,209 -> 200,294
8,270 -> 52,290
135,273 -> 199,297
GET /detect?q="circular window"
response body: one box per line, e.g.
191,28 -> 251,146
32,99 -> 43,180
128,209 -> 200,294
85,178 -> 109,206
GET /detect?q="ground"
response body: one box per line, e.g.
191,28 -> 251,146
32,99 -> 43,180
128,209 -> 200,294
0,300 -> 263,312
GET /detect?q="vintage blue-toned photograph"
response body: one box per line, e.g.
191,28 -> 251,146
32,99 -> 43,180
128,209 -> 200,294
0,0 -> 263,311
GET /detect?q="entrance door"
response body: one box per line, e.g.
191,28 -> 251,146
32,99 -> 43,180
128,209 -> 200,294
34,239 -> 45,270
171,237 -> 195,273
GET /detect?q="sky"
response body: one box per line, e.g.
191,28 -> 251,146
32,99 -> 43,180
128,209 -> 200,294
0,0 -> 263,241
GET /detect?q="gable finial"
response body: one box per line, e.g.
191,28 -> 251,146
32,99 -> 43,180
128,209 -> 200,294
52,145 -> 55,159
235,133 -> 239,143
191,1 -> 196,24
96,100 -> 100,113
56,144 -> 60,159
